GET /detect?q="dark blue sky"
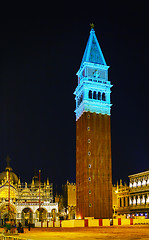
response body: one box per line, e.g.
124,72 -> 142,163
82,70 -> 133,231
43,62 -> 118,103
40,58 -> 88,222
0,3 -> 148,190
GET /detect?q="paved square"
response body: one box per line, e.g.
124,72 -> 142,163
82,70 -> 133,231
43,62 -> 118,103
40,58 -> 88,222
12,226 -> 149,240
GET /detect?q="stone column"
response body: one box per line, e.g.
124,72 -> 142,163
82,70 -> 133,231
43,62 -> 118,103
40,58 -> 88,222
133,196 -> 136,205
141,195 -> 145,204
122,197 -> 124,207
137,196 -> 141,205
47,212 -> 51,221
16,213 -> 21,224
118,198 -> 120,208
84,88 -> 89,100
126,196 -> 128,207
146,194 -> 149,204
33,213 -> 37,224
129,197 -> 132,205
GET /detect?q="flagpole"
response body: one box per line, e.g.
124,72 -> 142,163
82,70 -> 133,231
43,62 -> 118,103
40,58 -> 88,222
8,170 -> 10,220
39,170 -> 41,221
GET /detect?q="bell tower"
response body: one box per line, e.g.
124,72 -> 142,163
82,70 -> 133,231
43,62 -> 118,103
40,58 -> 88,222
74,26 -> 112,219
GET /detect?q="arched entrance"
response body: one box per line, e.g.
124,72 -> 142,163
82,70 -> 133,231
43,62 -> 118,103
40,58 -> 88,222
36,208 -> 47,222
21,208 -> 33,226
0,204 -> 16,225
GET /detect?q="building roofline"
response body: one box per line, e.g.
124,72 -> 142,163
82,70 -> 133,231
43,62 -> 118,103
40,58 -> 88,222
128,170 -> 149,178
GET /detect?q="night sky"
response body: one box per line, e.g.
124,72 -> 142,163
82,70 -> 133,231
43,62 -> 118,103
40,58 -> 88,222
0,3 -> 148,191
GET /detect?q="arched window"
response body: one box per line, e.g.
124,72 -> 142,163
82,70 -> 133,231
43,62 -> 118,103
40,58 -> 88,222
89,90 -> 92,99
93,91 -> 96,99
102,93 -> 106,101
98,92 -> 101,100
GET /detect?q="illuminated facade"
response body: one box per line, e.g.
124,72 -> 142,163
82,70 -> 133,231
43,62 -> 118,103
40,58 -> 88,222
74,27 -> 112,219
113,171 -> 149,218
57,181 -> 76,220
129,170 -> 149,218
112,180 -> 130,218
0,158 -> 58,225
66,181 -> 76,219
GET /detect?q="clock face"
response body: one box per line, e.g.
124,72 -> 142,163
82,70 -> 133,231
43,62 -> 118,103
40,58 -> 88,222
86,67 -> 102,78
93,70 -> 100,78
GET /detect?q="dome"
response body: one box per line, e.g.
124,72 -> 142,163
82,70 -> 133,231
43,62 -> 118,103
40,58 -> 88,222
0,170 -> 19,184
0,156 -> 19,184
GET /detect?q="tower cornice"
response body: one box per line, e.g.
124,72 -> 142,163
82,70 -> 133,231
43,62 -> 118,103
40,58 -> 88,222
77,62 -> 110,76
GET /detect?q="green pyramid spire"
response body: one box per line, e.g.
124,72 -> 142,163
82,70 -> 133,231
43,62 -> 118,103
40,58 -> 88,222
81,28 -> 107,67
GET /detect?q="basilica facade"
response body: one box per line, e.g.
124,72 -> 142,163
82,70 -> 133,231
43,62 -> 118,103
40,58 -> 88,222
0,157 -> 58,226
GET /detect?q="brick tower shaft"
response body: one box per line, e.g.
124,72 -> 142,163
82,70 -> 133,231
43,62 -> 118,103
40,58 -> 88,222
76,112 -> 112,219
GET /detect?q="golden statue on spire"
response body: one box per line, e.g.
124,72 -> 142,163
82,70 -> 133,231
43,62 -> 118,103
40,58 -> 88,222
90,23 -> 94,29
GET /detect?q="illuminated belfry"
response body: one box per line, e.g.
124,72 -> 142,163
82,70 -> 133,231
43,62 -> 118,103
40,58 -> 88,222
74,26 -> 112,219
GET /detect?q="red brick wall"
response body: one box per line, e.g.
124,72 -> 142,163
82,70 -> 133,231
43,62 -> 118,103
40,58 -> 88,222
76,112 -> 112,219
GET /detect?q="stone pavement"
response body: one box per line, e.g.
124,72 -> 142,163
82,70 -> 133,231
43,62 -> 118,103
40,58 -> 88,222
10,226 -> 149,240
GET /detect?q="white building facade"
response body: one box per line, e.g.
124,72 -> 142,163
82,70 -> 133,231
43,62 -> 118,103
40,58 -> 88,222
129,170 -> 149,218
